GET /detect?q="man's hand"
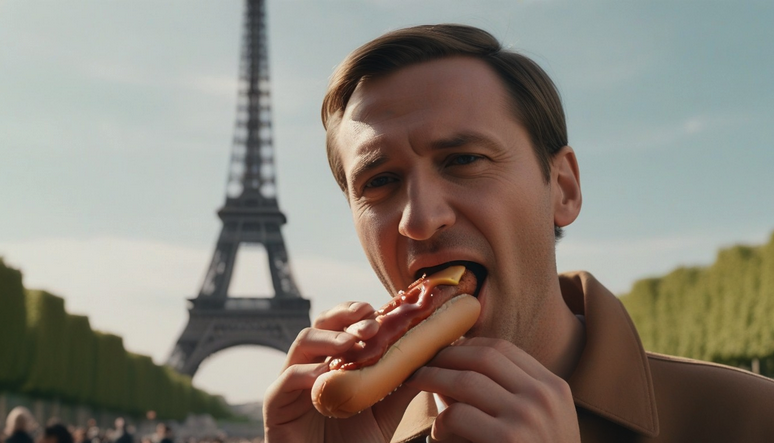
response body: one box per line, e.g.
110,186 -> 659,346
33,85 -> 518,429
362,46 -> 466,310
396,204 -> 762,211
406,337 -> 580,443
263,301 -> 419,443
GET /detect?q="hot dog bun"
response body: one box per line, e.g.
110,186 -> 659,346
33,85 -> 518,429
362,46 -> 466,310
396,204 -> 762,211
311,293 -> 480,418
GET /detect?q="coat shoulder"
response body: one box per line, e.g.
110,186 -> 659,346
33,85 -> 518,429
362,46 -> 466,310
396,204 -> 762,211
647,352 -> 774,397
646,352 -> 774,441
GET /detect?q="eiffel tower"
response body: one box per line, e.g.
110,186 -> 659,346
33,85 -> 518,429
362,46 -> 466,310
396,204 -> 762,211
167,0 -> 310,376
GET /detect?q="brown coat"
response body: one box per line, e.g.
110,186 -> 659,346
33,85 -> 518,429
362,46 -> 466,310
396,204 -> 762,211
390,271 -> 774,442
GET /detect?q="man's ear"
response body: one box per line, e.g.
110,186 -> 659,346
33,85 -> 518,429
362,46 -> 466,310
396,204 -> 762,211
551,146 -> 582,228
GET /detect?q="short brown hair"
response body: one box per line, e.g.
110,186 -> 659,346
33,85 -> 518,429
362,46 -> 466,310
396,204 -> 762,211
322,24 -> 568,193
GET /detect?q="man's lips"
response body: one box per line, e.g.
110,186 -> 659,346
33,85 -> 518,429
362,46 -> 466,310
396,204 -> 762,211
414,260 -> 488,297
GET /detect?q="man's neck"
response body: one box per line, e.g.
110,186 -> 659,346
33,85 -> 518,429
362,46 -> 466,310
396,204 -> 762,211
533,280 -> 587,380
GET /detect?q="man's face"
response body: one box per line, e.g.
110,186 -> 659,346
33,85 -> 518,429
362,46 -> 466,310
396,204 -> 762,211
333,56 -> 565,346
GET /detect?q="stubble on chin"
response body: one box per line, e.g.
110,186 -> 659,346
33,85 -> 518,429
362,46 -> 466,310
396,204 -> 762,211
480,237 -> 556,352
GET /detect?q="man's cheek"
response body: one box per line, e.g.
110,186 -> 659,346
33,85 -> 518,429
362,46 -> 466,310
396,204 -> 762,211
355,216 -> 385,255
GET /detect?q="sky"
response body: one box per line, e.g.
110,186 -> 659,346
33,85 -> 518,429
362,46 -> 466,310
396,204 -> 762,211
1,1 -> 773,405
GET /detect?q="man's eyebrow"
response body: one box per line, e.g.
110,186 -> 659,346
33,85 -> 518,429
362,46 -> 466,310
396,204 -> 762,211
430,132 -> 497,150
347,132 -> 495,187
349,150 -> 389,187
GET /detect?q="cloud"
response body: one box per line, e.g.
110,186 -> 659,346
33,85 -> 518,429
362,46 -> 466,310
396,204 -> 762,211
682,116 -> 706,135
181,75 -> 239,101
586,113 -> 743,153
80,59 -> 239,102
81,60 -> 155,88
565,54 -> 655,92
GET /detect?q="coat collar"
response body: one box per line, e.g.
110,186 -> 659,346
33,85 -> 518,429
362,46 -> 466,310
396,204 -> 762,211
391,391 -> 437,443
391,271 -> 659,442
561,271 -> 659,437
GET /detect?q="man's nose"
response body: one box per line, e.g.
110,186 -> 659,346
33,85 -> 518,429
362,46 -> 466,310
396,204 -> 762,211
398,179 -> 456,240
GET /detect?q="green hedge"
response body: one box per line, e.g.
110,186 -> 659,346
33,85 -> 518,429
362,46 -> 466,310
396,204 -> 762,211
621,232 -> 774,373
0,259 -> 233,419
93,332 -> 130,411
63,315 -> 96,404
23,289 -> 69,397
127,353 -> 156,416
0,258 -> 28,389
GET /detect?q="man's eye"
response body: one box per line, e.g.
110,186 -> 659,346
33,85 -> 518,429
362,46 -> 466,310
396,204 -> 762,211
365,175 -> 397,188
449,154 -> 481,166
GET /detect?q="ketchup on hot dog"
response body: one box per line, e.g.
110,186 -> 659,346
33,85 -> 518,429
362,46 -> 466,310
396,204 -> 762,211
329,265 -> 477,371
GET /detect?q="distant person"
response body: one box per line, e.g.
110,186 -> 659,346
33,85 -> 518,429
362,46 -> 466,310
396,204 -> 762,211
153,424 -> 171,443
83,419 -> 99,443
110,419 -> 131,443
41,424 -> 72,443
4,407 -> 35,443
70,427 -> 86,443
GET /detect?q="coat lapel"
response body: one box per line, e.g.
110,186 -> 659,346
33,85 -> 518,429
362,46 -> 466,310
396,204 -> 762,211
390,391 -> 436,443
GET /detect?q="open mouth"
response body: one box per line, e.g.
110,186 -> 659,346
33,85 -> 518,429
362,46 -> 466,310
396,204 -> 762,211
414,260 -> 488,297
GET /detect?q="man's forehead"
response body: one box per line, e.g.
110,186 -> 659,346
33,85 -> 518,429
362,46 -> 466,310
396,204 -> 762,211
344,56 -> 505,123
336,119 -> 381,157
343,79 -> 406,128
339,59 -> 502,139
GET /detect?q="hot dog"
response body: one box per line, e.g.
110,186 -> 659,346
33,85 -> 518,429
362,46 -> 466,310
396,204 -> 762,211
311,265 -> 481,418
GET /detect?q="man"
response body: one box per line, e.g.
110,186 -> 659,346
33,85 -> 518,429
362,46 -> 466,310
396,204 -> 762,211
263,24 -> 774,442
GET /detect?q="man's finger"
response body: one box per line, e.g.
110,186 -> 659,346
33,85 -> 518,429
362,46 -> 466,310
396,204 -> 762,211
453,336 -> 552,381
423,344 -> 533,394
313,301 -> 375,330
406,365 -> 508,417
432,402 -> 499,442
284,327 -> 356,368
344,318 -> 379,340
273,361 -> 329,393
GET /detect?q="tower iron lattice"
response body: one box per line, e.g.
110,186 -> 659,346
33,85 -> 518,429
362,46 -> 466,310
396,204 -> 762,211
167,0 -> 310,376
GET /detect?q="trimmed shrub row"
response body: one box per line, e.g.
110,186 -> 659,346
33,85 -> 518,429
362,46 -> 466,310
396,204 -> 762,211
621,232 -> 774,374
0,258 -> 231,419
